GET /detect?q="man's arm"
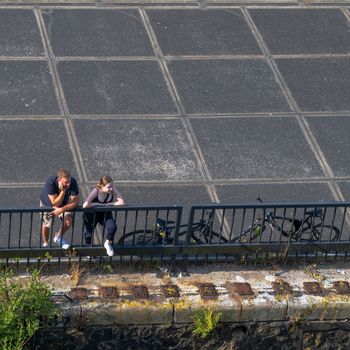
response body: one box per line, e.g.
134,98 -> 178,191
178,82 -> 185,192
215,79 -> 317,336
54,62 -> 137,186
52,195 -> 79,216
48,191 -> 65,207
62,195 -> 79,211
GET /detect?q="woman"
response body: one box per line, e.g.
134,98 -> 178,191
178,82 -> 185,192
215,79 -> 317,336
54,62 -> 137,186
83,176 -> 125,256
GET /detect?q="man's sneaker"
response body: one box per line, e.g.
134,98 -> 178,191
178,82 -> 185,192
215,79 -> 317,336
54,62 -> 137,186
42,242 -> 49,248
53,235 -> 70,250
104,241 -> 114,257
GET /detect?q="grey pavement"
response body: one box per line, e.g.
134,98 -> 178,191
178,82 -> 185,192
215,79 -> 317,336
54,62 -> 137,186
1,3 -> 350,212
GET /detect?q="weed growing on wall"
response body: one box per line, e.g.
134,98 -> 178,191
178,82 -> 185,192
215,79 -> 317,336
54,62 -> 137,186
191,307 -> 222,338
0,268 -> 56,350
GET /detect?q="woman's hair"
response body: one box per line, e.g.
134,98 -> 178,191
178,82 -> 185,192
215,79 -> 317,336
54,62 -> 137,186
96,175 -> 113,189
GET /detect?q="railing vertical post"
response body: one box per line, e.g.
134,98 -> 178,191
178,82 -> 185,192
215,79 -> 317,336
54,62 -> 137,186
186,206 -> 196,245
171,206 -> 183,273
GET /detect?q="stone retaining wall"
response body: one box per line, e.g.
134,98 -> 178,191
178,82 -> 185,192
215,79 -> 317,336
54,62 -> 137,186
32,321 -> 350,349
28,263 -> 350,348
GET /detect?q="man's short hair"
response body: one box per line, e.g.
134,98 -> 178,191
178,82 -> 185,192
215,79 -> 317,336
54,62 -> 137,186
57,169 -> 71,179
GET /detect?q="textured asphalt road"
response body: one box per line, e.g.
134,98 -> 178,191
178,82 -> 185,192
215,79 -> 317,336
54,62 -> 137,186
1,3 -> 350,210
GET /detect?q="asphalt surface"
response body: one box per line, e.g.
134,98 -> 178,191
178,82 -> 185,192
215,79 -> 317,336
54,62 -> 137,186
1,3 -> 350,211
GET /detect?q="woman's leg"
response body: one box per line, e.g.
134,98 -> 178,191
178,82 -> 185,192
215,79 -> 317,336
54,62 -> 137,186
83,212 -> 97,244
104,213 -> 117,242
100,212 -> 117,256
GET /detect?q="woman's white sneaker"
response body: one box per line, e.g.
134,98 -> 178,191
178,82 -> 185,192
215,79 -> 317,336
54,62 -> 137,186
53,235 -> 70,250
104,241 -> 114,257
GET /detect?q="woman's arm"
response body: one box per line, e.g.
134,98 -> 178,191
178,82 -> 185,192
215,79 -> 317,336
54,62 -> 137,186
112,187 -> 125,206
82,188 -> 99,208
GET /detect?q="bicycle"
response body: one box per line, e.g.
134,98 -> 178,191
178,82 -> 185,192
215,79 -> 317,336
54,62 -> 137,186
235,198 -> 340,243
117,199 -> 340,246
117,209 -> 227,245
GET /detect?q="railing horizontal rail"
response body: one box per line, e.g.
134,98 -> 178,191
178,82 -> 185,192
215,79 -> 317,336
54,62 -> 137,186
1,242 -> 349,259
0,204 -> 181,213
190,201 -> 350,209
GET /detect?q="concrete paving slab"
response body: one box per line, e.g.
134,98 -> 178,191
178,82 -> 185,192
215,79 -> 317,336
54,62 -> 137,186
0,61 -> 60,115
0,4 -> 350,228
58,61 -> 177,115
215,183 -> 335,203
116,184 -> 213,224
0,9 -> 44,57
168,59 -> 291,114
42,9 -> 154,57
0,187 -> 40,208
147,9 -> 262,56
249,9 -> 350,55
190,117 -> 324,180
0,120 -> 77,182
336,181 -> 350,201
307,116 -> 350,177
276,58 -> 350,112
73,119 -> 203,181
117,184 -> 213,206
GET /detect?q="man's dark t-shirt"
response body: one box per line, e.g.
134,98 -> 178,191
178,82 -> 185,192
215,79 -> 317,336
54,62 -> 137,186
40,176 -> 79,207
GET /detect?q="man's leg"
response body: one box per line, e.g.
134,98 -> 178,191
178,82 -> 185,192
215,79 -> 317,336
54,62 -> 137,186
57,213 -> 73,236
41,224 -> 49,245
53,212 -> 72,249
40,208 -> 52,247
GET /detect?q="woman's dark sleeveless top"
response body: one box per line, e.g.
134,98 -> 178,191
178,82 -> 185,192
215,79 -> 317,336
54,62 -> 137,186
92,191 -> 113,204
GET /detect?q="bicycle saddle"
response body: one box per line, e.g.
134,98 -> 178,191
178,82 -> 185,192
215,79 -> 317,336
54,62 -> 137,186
304,208 -> 323,217
156,218 -> 174,226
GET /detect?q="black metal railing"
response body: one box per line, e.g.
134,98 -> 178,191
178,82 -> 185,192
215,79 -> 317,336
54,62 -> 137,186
1,201 -> 350,266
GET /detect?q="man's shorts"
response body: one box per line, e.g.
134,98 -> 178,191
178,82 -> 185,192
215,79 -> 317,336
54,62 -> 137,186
40,201 -> 73,228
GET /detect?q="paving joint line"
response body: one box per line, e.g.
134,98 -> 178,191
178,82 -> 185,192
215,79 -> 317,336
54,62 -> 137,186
0,177 -> 349,189
140,8 -> 221,204
35,9 -> 89,196
0,116 -> 65,120
0,56 -> 47,61
138,8 -> 183,116
6,112 -> 340,120
56,56 -> 158,61
67,112 -> 297,119
0,3 -> 349,9
301,112 -> 350,117
272,54 -> 350,59
341,7 -> 350,25
242,7 -> 345,202
1,54 -> 350,62
68,114 -> 181,119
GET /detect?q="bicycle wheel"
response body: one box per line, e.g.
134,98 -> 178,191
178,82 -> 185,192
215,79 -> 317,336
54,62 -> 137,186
190,229 -> 228,244
300,225 -> 340,241
270,216 -> 298,238
118,229 -> 158,245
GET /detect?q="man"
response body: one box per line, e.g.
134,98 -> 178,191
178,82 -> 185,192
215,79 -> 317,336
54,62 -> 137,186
40,169 -> 79,249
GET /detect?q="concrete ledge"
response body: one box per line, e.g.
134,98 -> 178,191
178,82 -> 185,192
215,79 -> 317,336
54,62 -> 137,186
34,263 -> 350,326
0,1 -> 348,5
